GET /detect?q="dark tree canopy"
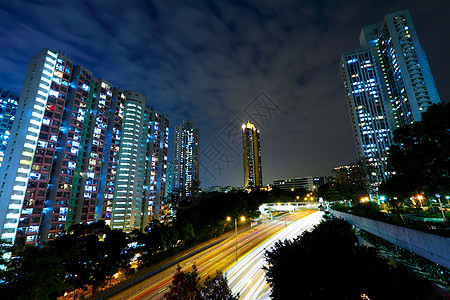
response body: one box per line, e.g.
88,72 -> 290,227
264,219 -> 434,299
165,264 -> 238,300
0,221 -> 134,299
380,103 -> 450,201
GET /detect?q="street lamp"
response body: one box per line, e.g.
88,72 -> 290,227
417,194 -> 424,208
227,216 -> 246,262
435,194 -> 446,222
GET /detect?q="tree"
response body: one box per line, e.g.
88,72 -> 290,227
319,163 -> 369,202
380,103 -> 450,204
0,245 -> 68,299
201,271 -> 239,300
165,264 -> 201,300
165,264 -> 238,300
264,218 -> 434,299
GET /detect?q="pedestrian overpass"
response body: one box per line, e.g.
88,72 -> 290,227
259,202 -> 321,217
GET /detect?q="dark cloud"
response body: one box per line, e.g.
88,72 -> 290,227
0,0 -> 448,188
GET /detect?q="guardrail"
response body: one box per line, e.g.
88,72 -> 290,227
331,210 -> 450,269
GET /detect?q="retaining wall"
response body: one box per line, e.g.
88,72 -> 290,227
331,210 -> 450,269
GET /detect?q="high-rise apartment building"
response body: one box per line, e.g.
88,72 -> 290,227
341,9 -> 441,190
146,107 -> 169,223
173,120 -> 200,196
165,162 -> 173,198
341,48 -> 393,188
0,49 -> 169,246
111,92 -> 169,231
242,121 -> 262,189
0,90 -> 20,168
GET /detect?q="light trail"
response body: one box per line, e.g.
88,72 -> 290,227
226,211 -> 324,299
105,210 -> 319,300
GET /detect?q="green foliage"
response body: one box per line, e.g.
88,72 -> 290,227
0,221 -> 135,298
165,264 -> 201,300
264,218 -> 435,299
201,271 -> 239,300
380,103 -> 450,202
318,165 -> 368,202
0,240 -> 13,266
0,245 -> 67,299
352,201 -> 381,219
324,162 -> 369,201
165,264 -> 238,300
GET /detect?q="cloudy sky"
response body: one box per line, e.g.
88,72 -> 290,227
0,0 -> 448,188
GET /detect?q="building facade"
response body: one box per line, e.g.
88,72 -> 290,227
0,90 -> 20,168
110,92 -> 169,232
273,177 -> 314,191
0,49 -> 169,246
341,48 -> 394,189
165,162 -> 173,198
341,9 -> 441,190
172,120 -> 200,196
242,121 -> 262,189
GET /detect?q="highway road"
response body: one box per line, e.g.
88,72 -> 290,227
108,210 -> 323,300
226,211 -> 324,299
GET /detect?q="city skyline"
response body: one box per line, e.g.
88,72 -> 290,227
0,1 -> 449,188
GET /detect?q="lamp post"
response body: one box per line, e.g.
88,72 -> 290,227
417,195 -> 424,209
227,216 -> 245,262
435,194 -> 446,222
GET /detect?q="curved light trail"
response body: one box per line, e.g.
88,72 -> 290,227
106,210 -> 323,300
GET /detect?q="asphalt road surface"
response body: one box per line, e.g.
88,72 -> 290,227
109,210 -> 324,300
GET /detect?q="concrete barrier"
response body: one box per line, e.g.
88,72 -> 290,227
331,210 -> 450,269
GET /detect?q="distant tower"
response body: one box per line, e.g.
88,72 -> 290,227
173,120 -> 200,196
242,121 -> 262,189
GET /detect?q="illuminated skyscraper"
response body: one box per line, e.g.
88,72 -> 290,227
144,106 -> 169,223
0,49 -> 169,246
242,121 -> 262,189
0,49 -> 77,246
341,48 -> 393,188
341,9 -> 441,190
111,92 -> 169,232
173,120 -> 200,196
0,90 -> 20,168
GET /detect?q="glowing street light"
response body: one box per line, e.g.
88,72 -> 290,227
416,194 -> 424,208
227,216 -> 246,262
435,194 -> 446,221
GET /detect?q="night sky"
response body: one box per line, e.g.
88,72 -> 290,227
0,0 -> 449,188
